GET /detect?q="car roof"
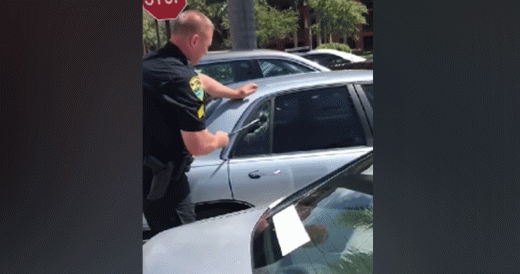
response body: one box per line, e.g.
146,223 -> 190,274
300,49 -> 367,61
205,70 -> 372,133
202,49 -> 314,61
199,49 -> 330,71
227,69 -> 372,98
196,70 -> 373,162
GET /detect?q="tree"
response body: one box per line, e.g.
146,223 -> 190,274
142,10 -> 167,54
143,0 -> 300,51
186,0 -> 231,50
308,0 -> 368,45
252,0 -> 299,48
222,0 -> 299,48
142,1 -> 229,54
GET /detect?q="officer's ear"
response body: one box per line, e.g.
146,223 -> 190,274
189,33 -> 200,48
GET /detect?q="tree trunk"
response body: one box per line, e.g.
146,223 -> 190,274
165,20 -> 171,40
227,0 -> 257,50
155,19 -> 160,48
307,16 -> 312,49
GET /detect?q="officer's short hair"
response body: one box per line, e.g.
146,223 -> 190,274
173,10 -> 214,37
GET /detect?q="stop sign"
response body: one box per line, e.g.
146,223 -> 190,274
143,0 -> 187,21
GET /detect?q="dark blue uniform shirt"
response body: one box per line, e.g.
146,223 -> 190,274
143,42 -> 207,164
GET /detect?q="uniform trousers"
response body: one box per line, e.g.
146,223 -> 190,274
143,166 -> 196,235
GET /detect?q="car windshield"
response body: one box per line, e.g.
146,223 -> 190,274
252,158 -> 373,274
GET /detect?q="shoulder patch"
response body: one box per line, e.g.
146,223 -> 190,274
197,105 -> 205,119
189,76 -> 205,101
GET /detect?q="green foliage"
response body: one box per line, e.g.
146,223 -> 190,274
142,10 -> 168,53
335,207 -> 373,229
317,42 -> 352,53
308,0 -> 368,40
186,0 -> 231,49
331,251 -> 373,274
186,0 -> 227,18
143,1 -> 229,54
327,207 -> 373,273
142,0 -> 300,51
220,0 -> 299,48
253,0 -> 299,48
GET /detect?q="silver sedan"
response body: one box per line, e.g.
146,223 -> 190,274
188,70 -> 373,217
195,49 -> 330,85
143,151 -> 373,274
143,70 -> 373,237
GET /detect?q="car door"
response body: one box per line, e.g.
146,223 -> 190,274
226,84 -> 373,207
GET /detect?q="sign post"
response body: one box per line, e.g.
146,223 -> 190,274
143,0 -> 187,21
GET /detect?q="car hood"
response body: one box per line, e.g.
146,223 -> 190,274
143,207 -> 265,274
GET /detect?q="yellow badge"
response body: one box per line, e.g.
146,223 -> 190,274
189,76 -> 204,101
198,105 -> 205,119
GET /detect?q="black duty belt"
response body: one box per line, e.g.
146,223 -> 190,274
143,155 -> 194,201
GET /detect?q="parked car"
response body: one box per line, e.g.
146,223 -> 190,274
195,49 -> 330,85
297,49 -> 367,70
144,70 -> 373,239
330,58 -> 373,70
143,151 -> 373,274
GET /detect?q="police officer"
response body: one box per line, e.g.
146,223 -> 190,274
142,10 -> 257,235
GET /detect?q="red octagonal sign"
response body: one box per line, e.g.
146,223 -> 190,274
143,0 -> 187,21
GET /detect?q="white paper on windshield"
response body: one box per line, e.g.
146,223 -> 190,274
272,205 -> 310,256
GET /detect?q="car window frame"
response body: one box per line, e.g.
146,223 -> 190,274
222,82 -> 373,160
220,94 -> 273,160
354,83 -> 373,136
348,82 -> 373,146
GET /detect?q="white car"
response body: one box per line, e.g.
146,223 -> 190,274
143,151 -> 373,274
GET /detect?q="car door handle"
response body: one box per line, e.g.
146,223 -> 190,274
249,170 -> 262,179
249,169 -> 281,179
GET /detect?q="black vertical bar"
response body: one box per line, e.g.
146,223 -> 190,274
165,20 -> 171,41
227,0 -> 257,50
155,19 -> 160,48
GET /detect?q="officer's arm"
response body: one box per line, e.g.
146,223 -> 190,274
199,74 -> 257,99
181,129 -> 229,156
